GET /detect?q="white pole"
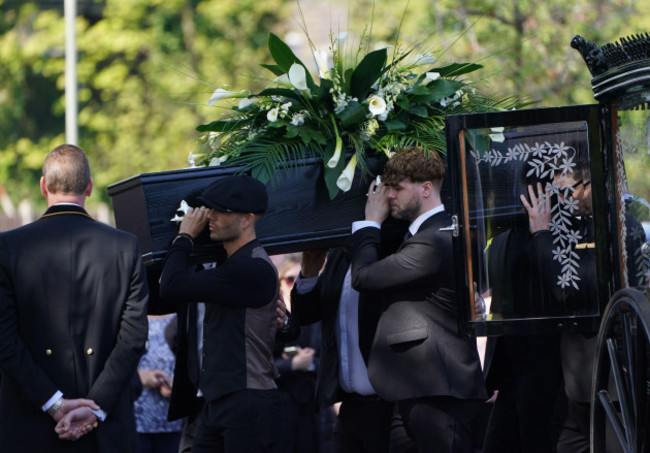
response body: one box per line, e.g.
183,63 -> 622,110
64,0 -> 78,145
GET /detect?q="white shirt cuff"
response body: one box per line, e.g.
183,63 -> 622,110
89,408 -> 107,422
42,390 -> 63,412
351,220 -> 381,234
295,275 -> 318,294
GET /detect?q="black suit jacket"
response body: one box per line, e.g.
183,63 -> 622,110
290,248 -> 384,409
0,205 -> 149,453
351,212 -> 486,402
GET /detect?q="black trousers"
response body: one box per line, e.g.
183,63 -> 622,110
332,394 -> 394,453
397,396 -> 482,453
191,389 -> 280,453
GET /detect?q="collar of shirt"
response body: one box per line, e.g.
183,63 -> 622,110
53,202 -> 83,207
408,204 -> 445,236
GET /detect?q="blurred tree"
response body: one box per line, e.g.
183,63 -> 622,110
1,0 -> 649,210
0,0 -> 290,209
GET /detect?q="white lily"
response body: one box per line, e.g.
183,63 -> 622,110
326,115 -> 343,168
170,200 -> 191,222
489,127 -> 505,143
313,49 -> 330,79
267,107 -> 279,122
209,155 -> 228,166
238,97 -> 255,109
424,72 -> 440,83
273,73 -> 291,87
368,95 -> 387,117
208,88 -> 245,106
288,63 -> 309,91
336,31 -> 348,48
336,154 -> 358,192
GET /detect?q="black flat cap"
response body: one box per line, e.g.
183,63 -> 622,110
199,174 -> 268,214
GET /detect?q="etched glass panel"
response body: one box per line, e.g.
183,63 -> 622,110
461,121 -> 600,322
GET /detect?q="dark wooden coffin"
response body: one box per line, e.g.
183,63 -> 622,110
107,155 -> 385,266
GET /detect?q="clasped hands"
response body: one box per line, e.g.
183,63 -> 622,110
52,398 -> 101,442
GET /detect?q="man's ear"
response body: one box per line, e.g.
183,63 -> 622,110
40,176 -> 48,197
242,212 -> 255,230
85,178 -> 93,197
421,180 -> 433,198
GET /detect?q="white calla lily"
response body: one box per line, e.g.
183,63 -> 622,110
273,73 -> 291,86
209,155 -> 228,166
424,72 -> 440,83
288,63 -> 308,91
208,88 -> 245,106
313,49 -> 330,79
336,154 -> 358,192
327,135 -> 343,168
238,97 -> 255,109
368,95 -> 387,117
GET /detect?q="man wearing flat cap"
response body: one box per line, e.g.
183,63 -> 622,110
159,174 -> 280,453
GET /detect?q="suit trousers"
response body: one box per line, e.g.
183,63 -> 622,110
397,396 -> 482,453
191,389 -> 280,453
332,394 -> 394,453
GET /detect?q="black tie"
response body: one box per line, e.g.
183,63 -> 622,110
403,231 -> 413,242
186,303 -> 200,388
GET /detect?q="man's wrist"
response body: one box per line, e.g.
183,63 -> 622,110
172,233 -> 194,247
46,397 -> 64,418
88,407 -> 107,422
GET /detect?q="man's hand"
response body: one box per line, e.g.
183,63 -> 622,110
365,180 -> 390,224
178,206 -> 209,239
520,183 -> 552,235
55,406 -> 99,441
276,297 -> 288,327
290,347 -> 316,371
138,369 -> 171,390
52,398 -> 99,423
300,250 -> 328,278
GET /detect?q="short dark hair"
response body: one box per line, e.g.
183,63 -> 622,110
42,144 -> 91,195
382,147 -> 445,188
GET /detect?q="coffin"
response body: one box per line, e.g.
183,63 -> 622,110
107,155 -> 386,266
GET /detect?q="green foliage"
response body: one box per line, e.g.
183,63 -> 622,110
0,0 -> 290,208
1,0 -> 650,208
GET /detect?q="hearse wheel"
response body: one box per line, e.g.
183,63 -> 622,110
592,287 -> 650,453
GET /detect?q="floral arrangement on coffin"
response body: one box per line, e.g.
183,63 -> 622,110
194,29 -> 527,199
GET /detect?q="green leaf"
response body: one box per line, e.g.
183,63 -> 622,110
411,79 -> 464,102
260,63 -> 285,76
410,85 -> 432,95
435,63 -> 483,78
318,78 -> 334,101
268,33 -> 301,72
300,127 -> 328,146
408,104 -> 428,118
384,119 -> 407,131
196,119 -> 250,133
336,101 -> 367,128
350,48 -> 387,99
267,33 -> 317,91
255,88 -> 309,107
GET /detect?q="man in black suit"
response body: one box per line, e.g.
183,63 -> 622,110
350,148 -> 486,452
159,174 -> 280,453
0,144 -> 149,452
291,247 -> 395,453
